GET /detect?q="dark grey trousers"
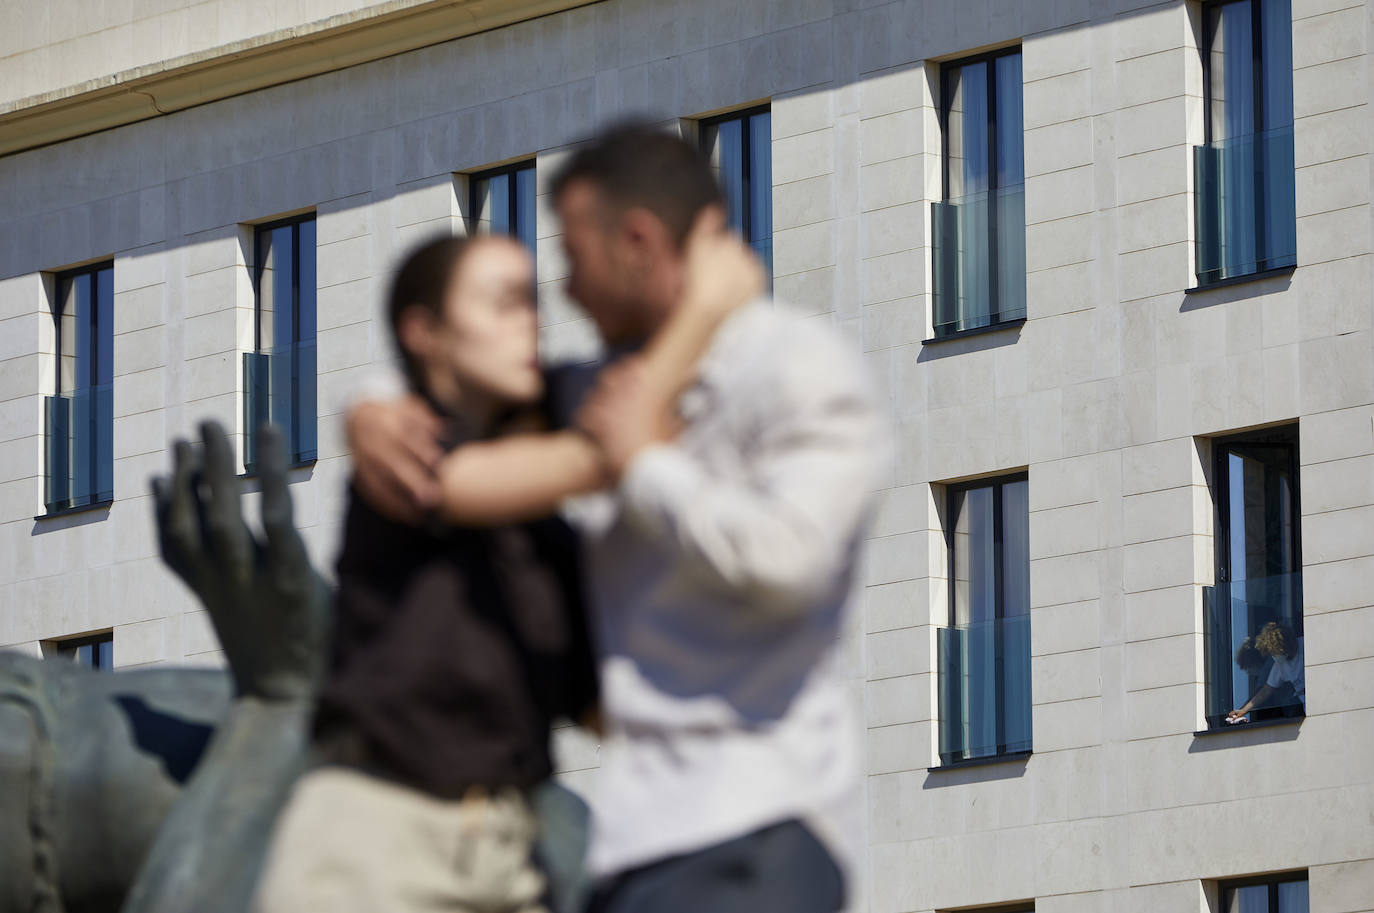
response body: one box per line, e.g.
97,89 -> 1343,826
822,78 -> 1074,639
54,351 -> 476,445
584,819 -> 846,913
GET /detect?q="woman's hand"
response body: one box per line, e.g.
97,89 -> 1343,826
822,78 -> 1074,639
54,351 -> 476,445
1226,705 -> 1252,722
575,206 -> 765,483
680,205 -> 766,319
576,356 -> 681,481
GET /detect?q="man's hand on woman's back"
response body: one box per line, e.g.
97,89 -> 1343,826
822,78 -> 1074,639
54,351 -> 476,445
346,394 -> 445,525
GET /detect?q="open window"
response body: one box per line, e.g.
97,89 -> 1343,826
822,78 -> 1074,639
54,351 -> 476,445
1203,425 -> 1304,729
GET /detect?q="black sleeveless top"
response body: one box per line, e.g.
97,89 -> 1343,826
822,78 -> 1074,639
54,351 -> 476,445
312,414 -> 598,797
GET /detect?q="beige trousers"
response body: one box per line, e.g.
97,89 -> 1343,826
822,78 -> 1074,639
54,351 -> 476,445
252,766 -> 547,913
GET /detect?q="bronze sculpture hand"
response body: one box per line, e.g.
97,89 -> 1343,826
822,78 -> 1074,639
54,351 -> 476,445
152,421 -> 331,700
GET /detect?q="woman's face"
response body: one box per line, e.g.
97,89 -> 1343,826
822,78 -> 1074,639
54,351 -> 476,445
435,237 -> 542,407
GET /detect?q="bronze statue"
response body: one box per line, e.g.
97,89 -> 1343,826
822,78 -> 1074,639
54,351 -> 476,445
1,423 -> 329,913
0,422 -> 587,913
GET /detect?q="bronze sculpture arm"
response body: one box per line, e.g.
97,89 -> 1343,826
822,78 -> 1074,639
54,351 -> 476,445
120,422 -> 332,913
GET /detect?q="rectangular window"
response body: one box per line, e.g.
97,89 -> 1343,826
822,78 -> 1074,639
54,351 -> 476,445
470,161 -> 537,253
55,632 -> 114,669
1204,425 -> 1304,730
1195,0 -> 1297,285
1221,873 -> 1308,912
938,474 -> 1032,764
244,215 -> 317,471
933,48 -> 1027,338
45,262 -> 115,514
701,106 -> 773,280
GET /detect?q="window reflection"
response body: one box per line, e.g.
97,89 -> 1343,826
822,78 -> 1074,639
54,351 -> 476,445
1196,0 -> 1296,283
701,106 -> 773,281
46,262 -> 115,512
952,484 -> 995,627
934,48 -> 1026,337
1223,874 -> 1308,913
246,215 -> 318,470
470,161 -> 538,255
56,633 -> 114,670
939,474 -> 1032,764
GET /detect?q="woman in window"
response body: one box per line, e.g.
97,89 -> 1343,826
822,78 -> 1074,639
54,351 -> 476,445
1227,622 -> 1305,722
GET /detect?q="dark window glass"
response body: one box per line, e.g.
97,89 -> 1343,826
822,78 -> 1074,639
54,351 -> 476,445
46,262 -> 115,513
57,633 -> 114,670
933,48 -> 1026,338
1223,874 -> 1308,912
245,215 -> 317,470
701,106 -> 773,280
470,161 -> 538,254
938,474 -> 1032,764
1195,0 -> 1297,284
1204,425 -> 1304,729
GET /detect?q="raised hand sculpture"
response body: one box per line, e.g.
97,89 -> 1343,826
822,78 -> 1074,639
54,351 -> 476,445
152,422 -> 330,703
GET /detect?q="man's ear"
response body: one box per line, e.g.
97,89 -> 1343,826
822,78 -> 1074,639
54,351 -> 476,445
620,207 -> 674,262
396,306 -> 437,363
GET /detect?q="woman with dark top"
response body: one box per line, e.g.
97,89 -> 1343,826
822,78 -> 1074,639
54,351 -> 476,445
252,223 -> 758,913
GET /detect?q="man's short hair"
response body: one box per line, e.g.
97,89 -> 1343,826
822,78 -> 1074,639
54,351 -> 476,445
550,121 -> 724,246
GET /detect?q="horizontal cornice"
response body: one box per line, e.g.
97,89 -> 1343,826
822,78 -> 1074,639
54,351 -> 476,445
0,0 -> 598,157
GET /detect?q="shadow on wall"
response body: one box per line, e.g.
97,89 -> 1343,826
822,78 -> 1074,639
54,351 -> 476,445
29,502 -> 111,537
0,0 -> 1163,284
1179,271 -> 1294,312
0,0 -> 1170,614
922,754 -> 1030,789
916,321 -> 1025,362
1186,718 -> 1301,754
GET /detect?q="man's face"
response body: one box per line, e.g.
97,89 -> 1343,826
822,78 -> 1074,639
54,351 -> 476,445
556,179 -> 645,345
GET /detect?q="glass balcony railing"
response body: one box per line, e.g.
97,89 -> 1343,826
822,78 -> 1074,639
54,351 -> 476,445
750,237 -> 773,285
937,613 -> 1032,764
1203,572 -> 1305,729
243,341 -> 317,471
1194,125 -> 1297,285
44,384 -> 114,512
931,183 -> 1027,338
